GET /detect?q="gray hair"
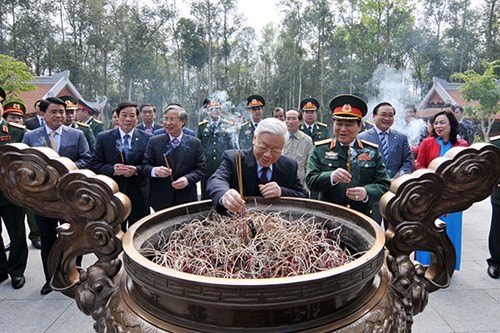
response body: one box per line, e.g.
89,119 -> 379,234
254,117 -> 287,138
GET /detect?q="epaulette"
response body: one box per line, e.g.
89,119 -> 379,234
239,121 -> 250,128
223,119 -> 234,125
93,119 -> 103,124
360,139 -> 379,149
199,120 -> 208,126
314,138 -> 333,146
317,122 -> 328,127
363,120 -> 374,126
490,135 -> 500,141
76,121 -> 90,128
8,122 -> 26,130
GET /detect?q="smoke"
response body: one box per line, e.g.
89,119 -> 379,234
365,64 -> 425,145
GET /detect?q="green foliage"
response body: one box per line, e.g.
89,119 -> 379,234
0,54 -> 35,100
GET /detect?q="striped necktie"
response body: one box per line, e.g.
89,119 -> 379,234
379,131 -> 389,161
49,131 -> 57,151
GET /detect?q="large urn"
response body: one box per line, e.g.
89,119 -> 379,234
0,143 -> 498,333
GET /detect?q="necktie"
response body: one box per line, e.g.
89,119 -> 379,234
379,132 -> 389,161
123,134 -> 130,150
40,118 -> 45,127
259,167 -> 269,184
171,138 -> 180,148
308,126 -> 313,134
49,131 -> 57,151
211,123 -> 216,131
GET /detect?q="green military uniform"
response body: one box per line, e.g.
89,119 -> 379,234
299,121 -> 330,142
306,138 -> 391,218
487,135 -> 500,277
238,121 -> 256,149
197,119 -> 236,199
86,117 -> 104,139
0,117 -> 28,284
71,121 -> 95,148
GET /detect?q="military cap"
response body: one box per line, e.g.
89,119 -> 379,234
353,92 -> 369,104
203,98 -> 222,109
329,94 -> 368,120
0,87 -> 5,105
78,99 -> 96,115
247,95 -> 265,108
3,101 -> 26,117
300,98 -> 320,111
60,95 -> 78,110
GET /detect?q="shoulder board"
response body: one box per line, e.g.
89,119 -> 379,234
76,121 -> 90,128
363,120 -> 374,126
317,122 -> 328,127
239,121 -> 250,128
314,138 -> 333,146
490,135 -> 500,141
223,119 -> 234,125
360,139 -> 379,149
198,120 -> 208,126
8,122 -> 26,129
93,119 -> 103,124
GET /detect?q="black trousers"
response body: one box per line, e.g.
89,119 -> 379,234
487,202 -> 500,268
35,215 -> 59,283
0,204 -> 28,278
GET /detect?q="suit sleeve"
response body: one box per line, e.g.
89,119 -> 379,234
141,137 -> 158,177
397,136 -> 414,176
278,157 -> 308,198
183,138 -> 207,185
90,133 -> 114,176
207,150 -> 235,214
74,131 -> 91,169
415,138 -> 431,169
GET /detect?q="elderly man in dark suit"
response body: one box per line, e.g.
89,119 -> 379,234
91,102 -> 152,231
208,117 -> 308,214
22,97 -> 91,295
142,104 -> 207,211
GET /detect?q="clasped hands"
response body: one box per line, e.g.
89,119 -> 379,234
330,168 -> 367,202
113,163 -> 137,177
221,182 -> 282,213
152,166 -> 189,189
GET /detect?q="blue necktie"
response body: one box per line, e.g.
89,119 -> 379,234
123,134 -> 130,160
171,138 -> 180,148
379,132 -> 389,161
259,167 -> 269,184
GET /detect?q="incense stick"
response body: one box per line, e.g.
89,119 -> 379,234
164,155 -> 174,181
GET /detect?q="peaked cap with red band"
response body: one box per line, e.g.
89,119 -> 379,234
78,99 -> 96,115
300,98 -> 320,111
203,98 -> 222,109
3,102 -> 26,117
329,94 -> 368,120
60,96 -> 78,110
246,95 -> 265,108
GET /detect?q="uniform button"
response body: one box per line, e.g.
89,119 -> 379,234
213,157 -> 216,160
328,163 -> 332,167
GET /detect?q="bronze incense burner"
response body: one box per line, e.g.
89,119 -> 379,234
0,143 -> 499,332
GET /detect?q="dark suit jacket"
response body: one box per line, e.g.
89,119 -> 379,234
207,148 -> 308,214
138,122 -> 162,133
22,125 -> 91,169
142,133 -> 207,211
25,116 -> 42,130
91,128 -> 152,209
358,127 -> 414,178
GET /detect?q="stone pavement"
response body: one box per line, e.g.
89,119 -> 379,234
1,197 -> 499,333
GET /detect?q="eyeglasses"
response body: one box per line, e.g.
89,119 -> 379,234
164,117 -> 180,123
377,113 -> 394,118
255,144 -> 282,155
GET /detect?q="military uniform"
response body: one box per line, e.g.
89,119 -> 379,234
78,99 -> 104,138
238,121 -> 256,149
360,119 -> 374,133
306,138 -> 390,218
299,121 -> 330,142
71,121 -> 95,148
306,93 -> 391,219
487,135 -> 500,278
0,108 -> 29,288
197,119 -> 236,199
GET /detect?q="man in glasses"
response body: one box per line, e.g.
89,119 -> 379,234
208,117 -> 307,214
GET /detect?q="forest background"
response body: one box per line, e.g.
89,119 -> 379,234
0,0 -> 498,128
